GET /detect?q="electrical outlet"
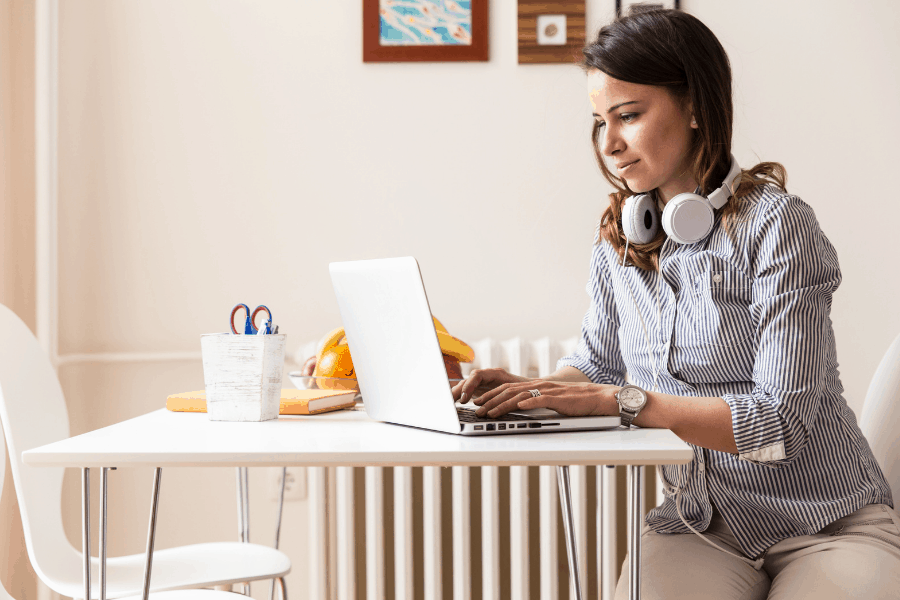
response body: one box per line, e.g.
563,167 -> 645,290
269,467 -> 306,501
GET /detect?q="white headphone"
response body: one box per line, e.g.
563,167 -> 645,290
621,155 -> 742,245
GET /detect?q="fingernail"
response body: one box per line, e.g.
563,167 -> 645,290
461,392 -> 467,402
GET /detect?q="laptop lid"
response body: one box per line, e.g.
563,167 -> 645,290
329,256 -> 461,434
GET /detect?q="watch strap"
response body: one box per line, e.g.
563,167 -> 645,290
619,407 -> 638,427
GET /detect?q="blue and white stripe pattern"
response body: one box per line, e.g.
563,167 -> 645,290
556,182 -> 894,560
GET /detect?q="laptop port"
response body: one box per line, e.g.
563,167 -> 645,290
518,423 -> 528,429
498,423 -> 506,430
486,423 -> 496,431
528,423 -> 542,429
474,425 -> 483,430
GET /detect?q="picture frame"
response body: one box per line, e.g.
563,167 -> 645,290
517,0 -> 586,65
363,0 -> 489,63
616,0 -> 679,18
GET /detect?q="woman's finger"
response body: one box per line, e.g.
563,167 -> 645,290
451,379 -> 466,402
474,383 -> 517,414
486,392 -> 534,418
467,371 -> 505,404
472,383 -> 506,409
458,370 -> 483,402
515,396 -> 546,411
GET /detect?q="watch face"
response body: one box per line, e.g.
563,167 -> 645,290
619,387 -> 645,409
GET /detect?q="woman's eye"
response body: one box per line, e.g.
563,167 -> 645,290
595,120 -> 606,129
620,113 -> 637,123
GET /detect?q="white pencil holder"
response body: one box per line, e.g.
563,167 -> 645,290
200,332 -> 286,422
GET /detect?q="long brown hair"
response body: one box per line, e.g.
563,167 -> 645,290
581,6 -> 787,270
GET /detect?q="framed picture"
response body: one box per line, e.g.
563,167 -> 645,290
616,0 -> 679,18
517,0 -> 586,64
363,0 -> 489,63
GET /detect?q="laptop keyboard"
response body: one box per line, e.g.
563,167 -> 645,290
456,407 -> 537,423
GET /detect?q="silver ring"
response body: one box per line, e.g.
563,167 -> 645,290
528,389 -> 541,398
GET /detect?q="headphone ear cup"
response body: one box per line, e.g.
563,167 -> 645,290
622,194 -> 659,245
661,193 -> 715,244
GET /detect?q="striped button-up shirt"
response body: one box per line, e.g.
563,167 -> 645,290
556,182 -> 893,560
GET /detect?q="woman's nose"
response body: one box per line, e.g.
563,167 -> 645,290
600,126 -> 624,158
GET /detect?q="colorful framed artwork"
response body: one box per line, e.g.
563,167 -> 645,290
517,0 -> 586,64
616,0 -> 679,18
363,0 -> 489,63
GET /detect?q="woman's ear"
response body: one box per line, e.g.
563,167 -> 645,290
684,99 -> 698,129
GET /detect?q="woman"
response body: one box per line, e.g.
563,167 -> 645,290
450,7 -> 900,599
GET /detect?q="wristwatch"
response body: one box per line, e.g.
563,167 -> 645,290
615,384 -> 648,427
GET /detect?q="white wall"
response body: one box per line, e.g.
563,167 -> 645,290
52,1 -> 900,599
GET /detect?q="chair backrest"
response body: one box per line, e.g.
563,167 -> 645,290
0,304 -> 80,589
1,425 -> 20,600
859,331 -> 900,501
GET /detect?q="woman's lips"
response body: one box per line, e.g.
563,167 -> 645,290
617,160 -> 639,173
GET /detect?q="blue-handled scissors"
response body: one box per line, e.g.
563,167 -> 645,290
230,303 -> 273,335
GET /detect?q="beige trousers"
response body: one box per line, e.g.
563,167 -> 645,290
614,502 -> 900,600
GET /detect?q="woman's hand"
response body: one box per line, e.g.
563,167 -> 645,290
451,368 -> 619,418
451,368 -> 532,406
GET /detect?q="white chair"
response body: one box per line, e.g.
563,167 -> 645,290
859,331 -> 900,499
0,304 -> 291,600
1,429 -> 243,600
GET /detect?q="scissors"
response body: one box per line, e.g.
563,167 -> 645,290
230,303 -> 273,335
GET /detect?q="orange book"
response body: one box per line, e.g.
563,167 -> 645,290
166,389 -> 357,415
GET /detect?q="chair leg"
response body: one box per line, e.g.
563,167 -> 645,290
278,577 -> 287,600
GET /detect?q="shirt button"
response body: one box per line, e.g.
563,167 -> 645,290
712,273 -> 723,283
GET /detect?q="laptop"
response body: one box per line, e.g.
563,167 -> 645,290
328,256 -> 622,435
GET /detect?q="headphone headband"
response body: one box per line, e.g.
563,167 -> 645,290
706,155 -> 742,210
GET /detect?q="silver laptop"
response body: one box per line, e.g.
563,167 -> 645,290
328,256 -> 621,435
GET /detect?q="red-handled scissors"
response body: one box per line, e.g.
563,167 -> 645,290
230,304 -> 273,335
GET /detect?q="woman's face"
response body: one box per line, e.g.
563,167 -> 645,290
587,69 -> 698,203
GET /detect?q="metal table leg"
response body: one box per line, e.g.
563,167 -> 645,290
557,465 -> 583,600
242,467 -> 250,545
236,467 -> 251,595
100,467 -> 115,600
628,465 -> 644,600
269,467 -> 287,600
142,468 -> 163,600
236,467 -> 244,542
82,468 -> 91,600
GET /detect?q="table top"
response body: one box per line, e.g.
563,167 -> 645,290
22,407 -> 694,468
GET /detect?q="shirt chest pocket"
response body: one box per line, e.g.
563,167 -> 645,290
686,269 -> 755,347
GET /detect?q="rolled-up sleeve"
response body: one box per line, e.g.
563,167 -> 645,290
721,195 -> 842,468
556,237 -> 628,386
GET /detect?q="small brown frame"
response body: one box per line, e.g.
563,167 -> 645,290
363,0 -> 489,63
518,1 -> 586,65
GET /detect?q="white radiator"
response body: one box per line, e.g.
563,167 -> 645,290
296,336 -> 665,600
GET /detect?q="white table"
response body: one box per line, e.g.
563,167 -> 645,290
24,408 -> 693,600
